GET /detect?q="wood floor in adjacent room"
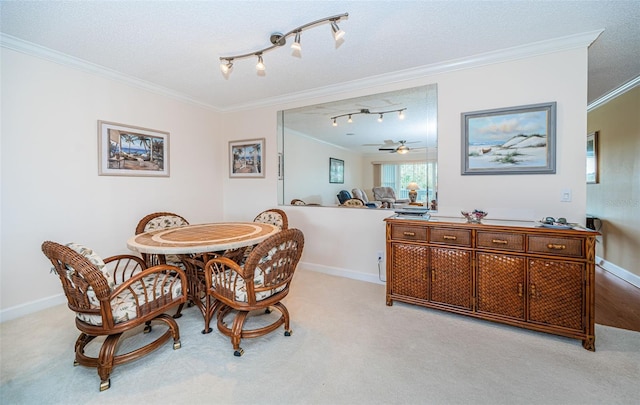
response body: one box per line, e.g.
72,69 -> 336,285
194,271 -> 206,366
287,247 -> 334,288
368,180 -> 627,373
595,265 -> 640,333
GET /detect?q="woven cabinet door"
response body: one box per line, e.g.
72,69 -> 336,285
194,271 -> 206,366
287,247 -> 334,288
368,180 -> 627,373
477,253 -> 525,320
528,259 -> 584,331
390,243 -> 429,301
430,247 -> 472,310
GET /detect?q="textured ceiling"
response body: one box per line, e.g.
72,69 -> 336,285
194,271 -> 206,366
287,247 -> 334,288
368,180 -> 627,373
1,1 -> 639,111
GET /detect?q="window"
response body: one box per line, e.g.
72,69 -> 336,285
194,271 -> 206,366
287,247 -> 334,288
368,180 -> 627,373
381,161 -> 437,204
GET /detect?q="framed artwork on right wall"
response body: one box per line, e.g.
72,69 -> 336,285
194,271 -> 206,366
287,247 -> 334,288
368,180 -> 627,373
587,131 -> 599,184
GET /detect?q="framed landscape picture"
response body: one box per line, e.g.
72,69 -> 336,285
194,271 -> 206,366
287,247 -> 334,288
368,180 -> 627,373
461,102 -> 557,175
329,157 -> 344,183
229,138 -> 265,178
98,121 -> 169,177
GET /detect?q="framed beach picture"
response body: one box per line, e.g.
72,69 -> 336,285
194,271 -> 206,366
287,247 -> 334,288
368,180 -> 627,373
461,102 -> 557,175
329,157 -> 344,183
586,131 -> 599,184
98,121 -> 169,177
229,138 -> 265,178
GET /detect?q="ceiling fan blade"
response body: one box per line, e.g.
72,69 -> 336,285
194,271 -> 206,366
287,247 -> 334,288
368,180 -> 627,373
378,147 -> 395,151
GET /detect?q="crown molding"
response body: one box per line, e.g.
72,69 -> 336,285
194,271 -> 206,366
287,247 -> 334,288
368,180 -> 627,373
0,33 -> 221,112
587,75 -> 640,112
2,30 -> 602,113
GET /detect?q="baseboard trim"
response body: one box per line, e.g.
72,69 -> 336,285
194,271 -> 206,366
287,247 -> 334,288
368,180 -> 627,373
299,261 -> 386,286
596,256 -> 640,289
0,293 -> 66,323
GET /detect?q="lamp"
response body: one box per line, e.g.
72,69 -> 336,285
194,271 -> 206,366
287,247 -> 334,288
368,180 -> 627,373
219,13 -> 348,76
406,182 -> 420,203
330,108 -> 407,126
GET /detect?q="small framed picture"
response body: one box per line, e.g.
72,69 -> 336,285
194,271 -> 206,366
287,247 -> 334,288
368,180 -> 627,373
229,138 -> 265,178
98,121 -> 169,177
329,157 -> 344,183
461,102 -> 556,175
586,131 -> 599,184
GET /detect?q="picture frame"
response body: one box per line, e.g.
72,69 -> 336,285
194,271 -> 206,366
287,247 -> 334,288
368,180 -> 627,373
229,138 -> 265,178
587,131 -> 599,184
461,102 -> 557,175
329,157 -> 344,184
98,120 -> 169,177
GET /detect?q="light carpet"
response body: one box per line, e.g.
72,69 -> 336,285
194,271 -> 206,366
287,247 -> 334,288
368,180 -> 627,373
1,269 -> 639,404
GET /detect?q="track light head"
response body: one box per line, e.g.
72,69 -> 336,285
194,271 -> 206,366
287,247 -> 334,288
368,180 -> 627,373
398,110 -> 405,120
378,114 -> 384,122
291,31 -> 302,52
220,59 -> 234,74
256,54 -> 265,71
331,20 -> 345,41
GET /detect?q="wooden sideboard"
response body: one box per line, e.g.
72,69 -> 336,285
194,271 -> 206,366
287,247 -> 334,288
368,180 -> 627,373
384,216 -> 599,351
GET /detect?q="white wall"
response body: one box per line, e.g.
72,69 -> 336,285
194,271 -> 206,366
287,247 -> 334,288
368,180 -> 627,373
0,49 -> 223,318
223,48 -> 589,284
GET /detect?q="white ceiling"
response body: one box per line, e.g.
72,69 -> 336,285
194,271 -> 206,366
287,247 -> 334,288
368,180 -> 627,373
1,1 -> 639,112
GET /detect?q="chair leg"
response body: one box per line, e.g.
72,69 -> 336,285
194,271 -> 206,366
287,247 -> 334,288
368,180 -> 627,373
97,333 -> 123,391
173,302 -> 185,318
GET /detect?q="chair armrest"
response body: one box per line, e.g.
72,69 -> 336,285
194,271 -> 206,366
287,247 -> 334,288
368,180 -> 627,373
203,256 -> 250,304
108,264 -> 186,305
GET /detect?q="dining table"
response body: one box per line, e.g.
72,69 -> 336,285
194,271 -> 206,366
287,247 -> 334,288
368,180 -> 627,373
127,222 -> 280,333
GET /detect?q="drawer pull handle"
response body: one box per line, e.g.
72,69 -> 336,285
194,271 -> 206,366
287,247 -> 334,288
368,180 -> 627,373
547,243 -> 566,250
431,270 -> 436,282
403,231 -> 416,236
518,283 -> 523,297
443,235 -> 457,240
492,239 -> 508,244
530,284 -> 536,298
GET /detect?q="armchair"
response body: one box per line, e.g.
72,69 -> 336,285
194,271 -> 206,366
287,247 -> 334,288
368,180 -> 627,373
372,186 -> 409,207
41,241 -> 186,391
352,188 -> 382,208
203,228 -> 304,356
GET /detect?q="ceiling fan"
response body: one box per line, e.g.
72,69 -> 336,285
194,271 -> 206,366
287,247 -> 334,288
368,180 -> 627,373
377,140 -> 422,154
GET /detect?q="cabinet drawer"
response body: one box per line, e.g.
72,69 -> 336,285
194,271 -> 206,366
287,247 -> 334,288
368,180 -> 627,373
477,232 -> 525,252
391,225 -> 427,242
527,236 -> 583,258
430,228 -> 471,246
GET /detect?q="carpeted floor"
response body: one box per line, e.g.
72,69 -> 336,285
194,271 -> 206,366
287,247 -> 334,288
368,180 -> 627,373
1,269 -> 639,404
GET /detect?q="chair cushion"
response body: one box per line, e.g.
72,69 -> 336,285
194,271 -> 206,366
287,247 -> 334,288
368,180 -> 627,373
77,273 -> 183,326
65,243 -> 115,290
254,211 -> 285,230
143,215 -> 189,232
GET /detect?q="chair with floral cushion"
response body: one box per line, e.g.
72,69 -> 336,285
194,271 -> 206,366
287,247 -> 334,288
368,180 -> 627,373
135,212 -> 189,268
203,228 -> 304,356
41,241 -> 187,391
253,208 -> 288,230
223,208 -> 290,264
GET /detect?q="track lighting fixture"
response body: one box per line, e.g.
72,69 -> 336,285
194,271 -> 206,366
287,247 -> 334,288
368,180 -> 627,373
291,31 -> 302,52
219,13 -> 348,76
330,108 -> 407,126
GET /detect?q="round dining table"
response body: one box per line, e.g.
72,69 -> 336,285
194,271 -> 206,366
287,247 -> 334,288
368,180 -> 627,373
127,222 -> 280,333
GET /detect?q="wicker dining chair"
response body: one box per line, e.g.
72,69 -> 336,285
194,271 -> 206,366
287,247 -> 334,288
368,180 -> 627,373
42,241 -> 187,391
253,208 -> 288,230
203,228 -> 304,356
135,212 -> 189,268
223,208 -> 290,264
